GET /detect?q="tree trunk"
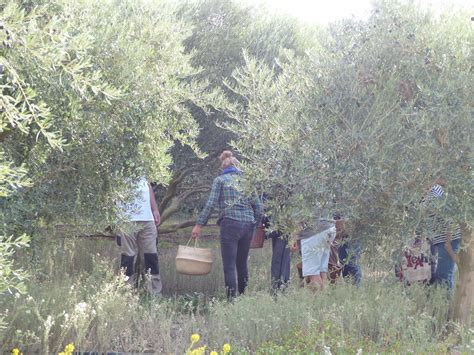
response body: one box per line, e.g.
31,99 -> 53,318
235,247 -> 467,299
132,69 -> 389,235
452,223 -> 473,325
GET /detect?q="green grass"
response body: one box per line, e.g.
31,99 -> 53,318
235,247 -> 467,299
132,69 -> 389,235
1,233 -> 473,354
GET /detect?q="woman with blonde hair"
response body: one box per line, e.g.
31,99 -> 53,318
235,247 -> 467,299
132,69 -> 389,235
192,150 -> 263,299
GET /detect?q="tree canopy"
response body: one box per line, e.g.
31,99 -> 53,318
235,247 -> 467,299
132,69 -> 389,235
1,0 -> 221,236
223,0 -> 473,322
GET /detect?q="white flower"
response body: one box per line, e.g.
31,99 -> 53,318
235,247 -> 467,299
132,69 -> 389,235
44,315 -> 54,328
26,295 -> 33,302
356,349 -> 363,355
74,301 -> 88,314
323,345 -> 332,355
14,292 -> 20,299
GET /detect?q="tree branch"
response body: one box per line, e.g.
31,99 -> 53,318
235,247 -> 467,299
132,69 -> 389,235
160,186 -> 209,223
158,166 -> 197,213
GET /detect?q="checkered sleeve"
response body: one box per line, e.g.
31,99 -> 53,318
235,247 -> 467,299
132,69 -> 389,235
197,177 -> 221,225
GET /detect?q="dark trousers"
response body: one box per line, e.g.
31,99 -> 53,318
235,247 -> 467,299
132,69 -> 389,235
220,218 -> 255,299
271,234 -> 291,290
338,239 -> 362,286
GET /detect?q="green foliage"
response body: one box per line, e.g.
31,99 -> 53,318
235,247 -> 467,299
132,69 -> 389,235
156,0 -> 313,219
0,1 -> 223,339
0,234 -> 29,295
224,0 -> 473,247
0,0 -> 222,237
0,234 -> 29,331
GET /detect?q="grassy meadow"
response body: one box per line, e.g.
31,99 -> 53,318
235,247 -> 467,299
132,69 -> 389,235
1,223 -> 473,354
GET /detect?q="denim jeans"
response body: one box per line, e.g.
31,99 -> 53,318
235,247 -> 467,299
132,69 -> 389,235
271,234 -> 291,291
338,239 -> 362,286
220,218 -> 255,299
433,238 -> 461,290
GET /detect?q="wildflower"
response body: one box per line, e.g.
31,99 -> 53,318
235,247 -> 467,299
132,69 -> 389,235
11,348 -> 20,355
44,315 -> 54,328
223,343 -> 231,354
323,345 -> 332,355
191,333 -> 200,343
356,349 -> 363,355
191,346 -> 206,355
75,301 -> 88,314
210,351 -> 218,355
65,343 -> 75,354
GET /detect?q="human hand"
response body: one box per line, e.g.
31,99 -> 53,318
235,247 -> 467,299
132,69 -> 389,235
192,224 -> 202,239
153,210 -> 161,226
290,242 -> 299,253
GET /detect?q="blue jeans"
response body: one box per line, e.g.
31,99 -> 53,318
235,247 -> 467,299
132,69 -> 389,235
220,218 -> 255,299
433,238 -> 461,290
271,234 -> 291,291
338,239 -> 362,286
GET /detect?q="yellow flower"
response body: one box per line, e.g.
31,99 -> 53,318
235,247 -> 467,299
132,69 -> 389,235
59,353 -> 65,355
223,343 -> 231,354
191,346 -> 206,355
11,348 -> 20,355
191,333 -> 200,343
210,351 -> 218,355
65,343 -> 75,353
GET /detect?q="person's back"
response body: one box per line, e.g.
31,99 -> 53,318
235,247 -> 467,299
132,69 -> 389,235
122,177 -> 154,221
219,170 -> 257,221
117,176 -> 162,296
192,151 -> 263,299
421,182 -> 461,289
298,218 -> 336,290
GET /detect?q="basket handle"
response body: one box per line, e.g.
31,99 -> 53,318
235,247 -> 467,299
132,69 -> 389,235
186,236 -> 199,248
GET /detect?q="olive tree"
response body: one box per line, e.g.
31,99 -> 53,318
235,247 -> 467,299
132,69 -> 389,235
225,1 -> 473,324
155,0 -> 312,231
0,0 -> 225,326
0,0 -> 221,239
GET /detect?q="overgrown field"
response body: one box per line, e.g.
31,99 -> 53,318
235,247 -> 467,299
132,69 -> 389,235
1,228 -> 473,354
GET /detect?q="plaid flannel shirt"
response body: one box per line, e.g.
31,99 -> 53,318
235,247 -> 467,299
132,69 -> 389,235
197,172 -> 263,226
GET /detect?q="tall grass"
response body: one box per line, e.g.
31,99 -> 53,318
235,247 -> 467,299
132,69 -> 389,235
1,234 -> 472,354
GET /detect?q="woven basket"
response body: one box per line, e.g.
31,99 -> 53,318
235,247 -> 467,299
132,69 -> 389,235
175,241 -> 213,276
